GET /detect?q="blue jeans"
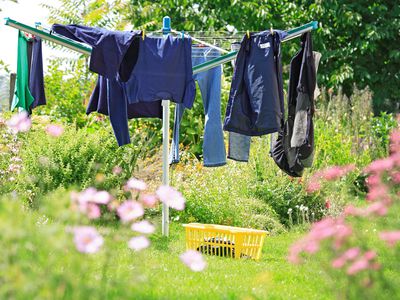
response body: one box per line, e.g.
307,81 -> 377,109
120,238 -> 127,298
170,47 -> 226,167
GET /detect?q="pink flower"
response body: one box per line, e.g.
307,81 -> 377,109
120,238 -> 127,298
303,240 -> 319,254
365,158 -> 394,174
364,250 -> 377,260
117,200 -> 144,223
87,203 -> 101,219
288,243 -> 303,264
343,247 -> 360,260
92,191 -> 112,204
139,194 -> 159,208
320,164 -> 355,181
379,231 -> 400,247
45,124 -> 64,137
131,220 -> 155,234
365,201 -> 388,216
73,226 -> 103,254
125,178 -> 147,191
332,257 -> 346,268
112,166 -> 122,175
347,258 -> 369,275
306,180 -> 321,193
344,204 -> 364,217
391,171 -> 400,184
156,185 -> 185,210
366,174 -> 381,187
77,187 -> 97,203
7,111 -> 31,133
366,185 -> 389,202
321,166 -> 343,181
180,250 -> 207,272
128,236 -> 150,251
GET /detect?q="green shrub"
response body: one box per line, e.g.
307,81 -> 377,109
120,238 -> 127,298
171,162 -> 284,233
14,124 -> 137,205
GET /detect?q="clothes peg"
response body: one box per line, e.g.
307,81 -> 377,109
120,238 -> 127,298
142,29 -> 145,40
246,30 -> 250,39
181,30 -> 185,41
270,25 -> 274,35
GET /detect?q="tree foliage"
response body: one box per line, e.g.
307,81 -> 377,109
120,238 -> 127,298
126,0 -> 399,112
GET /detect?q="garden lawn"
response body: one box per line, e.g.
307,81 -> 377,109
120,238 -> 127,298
70,224 -> 333,300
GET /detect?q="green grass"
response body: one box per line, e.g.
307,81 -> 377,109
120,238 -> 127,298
92,224 -> 333,300
0,195 -> 334,299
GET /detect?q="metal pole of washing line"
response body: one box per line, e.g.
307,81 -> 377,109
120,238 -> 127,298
161,16 -> 170,237
4,18 -> 92,55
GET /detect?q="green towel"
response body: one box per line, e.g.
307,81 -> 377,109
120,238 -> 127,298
11,31 -> 35,112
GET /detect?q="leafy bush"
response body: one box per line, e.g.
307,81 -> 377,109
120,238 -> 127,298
13,122 -> 146,205
171,161 -> 285,233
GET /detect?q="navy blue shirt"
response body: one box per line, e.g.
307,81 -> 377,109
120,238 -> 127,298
123,35 -> 195,109
52,24 -> 195,146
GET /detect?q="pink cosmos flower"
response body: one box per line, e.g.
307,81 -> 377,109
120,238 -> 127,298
92,191 -> 112,204
332,257 -> 346,268
366,185 -> 389,202
343,247 -> 360,260
391,171 -> 400,184
365,201 -> 388,216
87,203 -> 101,219
125,178 -> 147,191
344,204 -> 364,217
7,111 -> 31,133
73,226 -> 103,254
117,200 -> 144,223
288,243 -> 303,264
139,194 -> 159,208
303,240 -> 319,254
347,258 -> 369,275
365,158 -> 394,174
180,250 -> 207,272
156,185 -> 185,210
45,124 -> 64,137
128,236 -> 150,251
391,130 -> 400,144
366,174 -> 381,187
306,180 -> 321,193
364,250 -> 377,260
112,166 -> 122,175
319,164 -> 355,181
379,231 -> 400,247
131,220 -> 155,234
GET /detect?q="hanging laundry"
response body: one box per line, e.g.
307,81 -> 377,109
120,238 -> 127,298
52,24 -> 196,146
122,35 -> 196,109
87,75 -> 162,146
170,46 -> 226,167
11,31 -> 35,112
227,42 -> 251,162
224,29 -> 287,136
29,36 -> 46,109
11,31 -> 46,113
270,32 -> 318,177
51,24 -> 140,80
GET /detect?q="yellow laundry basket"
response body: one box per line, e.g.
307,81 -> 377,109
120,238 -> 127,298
183,223 -> 268,260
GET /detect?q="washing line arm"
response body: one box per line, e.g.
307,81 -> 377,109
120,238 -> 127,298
192,21 -> 318,75
4,17 -> 92,55
4,17 -> 318,75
